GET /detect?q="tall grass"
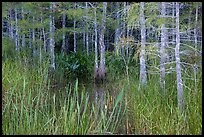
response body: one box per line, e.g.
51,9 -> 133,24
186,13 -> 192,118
2,58 -> 125,135
124,71 -> 202,135
2,38 -> 201,134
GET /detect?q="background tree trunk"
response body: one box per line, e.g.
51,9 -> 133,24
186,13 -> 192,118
94,4 -> 99,81
86,2 -> 89,56
175,2 -> 184,112
50,2 -> 55,70
74,2 -> 76,53
9,9 -> 14,39
114,2 -> 120,55
98,2 -> 107,82
21,6 -> 25,48
62,7 -> 66,53
139,2 -> 147,87
15,8 -> 19,52
160,2 -> 166,90
172,2 -> 175,44
32,16 -> 36,56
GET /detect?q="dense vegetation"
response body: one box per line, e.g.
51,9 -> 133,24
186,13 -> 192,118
2,2 -> 202,135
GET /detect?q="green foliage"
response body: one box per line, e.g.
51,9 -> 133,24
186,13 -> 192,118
126,3 -> 140,29
2,37 -> 16,61
106,52 -> 126,78
55,52 -> 94,81
61,8 -> 85,21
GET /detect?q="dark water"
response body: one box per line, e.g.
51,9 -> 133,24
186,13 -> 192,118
48,80 -> 127,134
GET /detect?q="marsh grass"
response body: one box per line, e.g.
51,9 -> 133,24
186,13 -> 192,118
2,55 -> 201,135
2,58 -> 126,135
123,71 -> 202,135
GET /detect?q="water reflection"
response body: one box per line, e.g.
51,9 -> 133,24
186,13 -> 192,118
47,81 -> 126,134
94,84 -> 105,112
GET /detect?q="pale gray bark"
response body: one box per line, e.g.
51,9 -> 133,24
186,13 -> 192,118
175,2 -> 184,111
126,4 -> 130,60
86,32 -> 89,55
200,32 -> 202,66
50,2 -> 55,70
41,14 -> 47,52
194,3 -> 198,61
83,29 -> 85,52
86,2 -> 89,55
62,7 -> 66,53
172,2 -> 175,43
9,9 -> 14,39
114,2 -> 120,55
193,2 -> 199,92
121,2 -> 126,57
28,28 -> 32,49
74,2 -> 76,53
21,7 -> 25,48
99,2 -> 107,80
32,16 -> 36,55
160,2 -> 166,89
126,2 -> 130,38
194,2 -> 198,68
94,5 -> 98,78
139,2 -> 147,86
15,8 -> 19,51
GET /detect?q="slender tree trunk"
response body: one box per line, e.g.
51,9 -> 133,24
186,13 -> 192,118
126,5 -> 130,60
139,2 -> 147,86
121,2 -> 126,57
92,33 -> 94,52
200,31 -> 202,66
9,9 -> 14,39
15,8 -> 19,52
94,5 -> 99,81
114,2 -> 120,55
28,28 -> 32,49
50,2 -> 55,70
193,2 -> 198,93
74,2 -> 76,53
83,29 -> 85,52
194,2 -> 198,63
32,16 -> 36,56
62,7 -> 66,53
175,2 -> 184,112
41,14 -> 47,52
86,32 -> 89,55
98,2 -> 107,81
86,2 -> 89,55
21,7 -> 25,48
194,2 -> 198,49
187,6 -> 192,42
172,2 -> 175,43
160,2 -> 166,90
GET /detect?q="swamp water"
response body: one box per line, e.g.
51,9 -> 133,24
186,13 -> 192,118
47,80 -> 128,134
